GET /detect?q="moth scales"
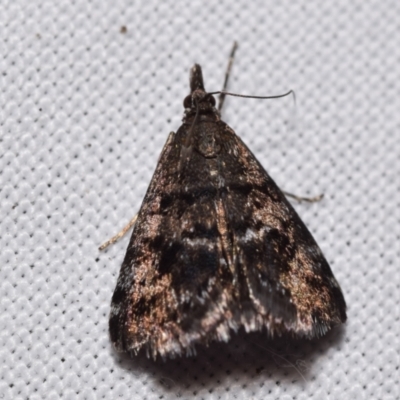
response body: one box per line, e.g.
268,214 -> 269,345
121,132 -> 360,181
101,43 -> 347,359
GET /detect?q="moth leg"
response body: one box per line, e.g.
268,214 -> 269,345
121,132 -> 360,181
283,191 -> 324,203
218,41 -> 239,113
99,214 -> 138,251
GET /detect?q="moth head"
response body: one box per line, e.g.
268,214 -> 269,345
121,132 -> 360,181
183,64 -> 217,112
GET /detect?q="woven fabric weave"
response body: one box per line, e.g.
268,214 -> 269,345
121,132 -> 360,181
1,1 -> 399,399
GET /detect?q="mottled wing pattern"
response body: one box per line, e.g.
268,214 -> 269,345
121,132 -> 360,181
220,125 -> 346,337
110,125 -> 239,358
109,119 -> 346,359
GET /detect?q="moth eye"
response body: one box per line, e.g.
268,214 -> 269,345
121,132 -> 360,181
183,95 -> 192,108
209,96 -> 216,106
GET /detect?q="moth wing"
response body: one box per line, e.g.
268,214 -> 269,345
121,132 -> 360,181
221,129 -> 346,337
109,130 -> 240,358
109,123 -> 347,359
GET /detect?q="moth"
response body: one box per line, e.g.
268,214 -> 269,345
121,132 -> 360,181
105,45 -> 347,359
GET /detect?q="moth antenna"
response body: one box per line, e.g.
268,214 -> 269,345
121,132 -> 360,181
218,41 -> 239,113
211,89 -> 296,105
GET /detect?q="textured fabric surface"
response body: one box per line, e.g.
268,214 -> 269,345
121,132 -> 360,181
1,1 -> 399,399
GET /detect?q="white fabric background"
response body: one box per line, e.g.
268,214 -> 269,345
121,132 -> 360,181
1,1 -> 399,399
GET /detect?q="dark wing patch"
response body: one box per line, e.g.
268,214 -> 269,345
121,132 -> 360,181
110,121 -> 346,359
109,128 -> 239,358
221,129 -> 346,336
